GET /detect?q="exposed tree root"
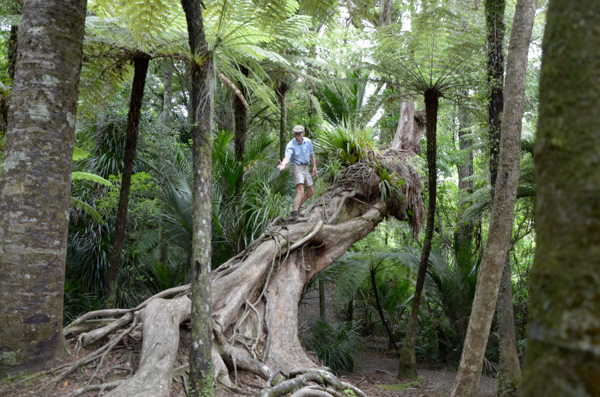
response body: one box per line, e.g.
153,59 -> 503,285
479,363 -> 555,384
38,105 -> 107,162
60,158 -> 424,397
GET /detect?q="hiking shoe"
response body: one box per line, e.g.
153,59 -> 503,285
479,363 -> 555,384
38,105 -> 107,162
290,210 -> 299,221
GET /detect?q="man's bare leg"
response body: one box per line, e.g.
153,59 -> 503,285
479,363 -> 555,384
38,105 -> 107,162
293,183 -> 305,212
299,185 -> 314,209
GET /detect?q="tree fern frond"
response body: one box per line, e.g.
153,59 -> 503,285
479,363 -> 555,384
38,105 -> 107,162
72,172 -> 113,186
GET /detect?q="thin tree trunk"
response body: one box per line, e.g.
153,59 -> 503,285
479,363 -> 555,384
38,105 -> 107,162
347,297 -> 354,322
486,0 -> 505,192
371,269 -> 398,351
484,0 -> 522,390
0,0 -> 87,375
319,279 -> 326,319
1,25 -> 19,136
521,0 -> 600,394
163,60 -> 172,125
276,82 -> 289,160
180,1 -> 214,396
234,66 -> 249,163
379,0 -> 394,27
107,55 -> 150,307
456,101 -> 474,252
497,253 -> 520,396
398,88 -> 439,379
449,0 -> 537,395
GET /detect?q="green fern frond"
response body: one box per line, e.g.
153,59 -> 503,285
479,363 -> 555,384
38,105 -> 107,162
72,172 -> 113,186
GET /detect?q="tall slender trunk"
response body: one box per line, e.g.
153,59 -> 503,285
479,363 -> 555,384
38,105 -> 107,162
180,1 -> 214,396
398,88 -> 439,379
0,0 -> 87,376
485,1 -> 522,392
486,0 -> 505,192
378,0 -> 394,26
371,269 -> 398,351
234,66 -> 249,164
457,101 -> 474,252
276,81 -> 289,160
319,279 -> 326,319
163,60 -> 173,125
450,0 -> 537,395
106,55 -> 150,307
521,0 -> 600,394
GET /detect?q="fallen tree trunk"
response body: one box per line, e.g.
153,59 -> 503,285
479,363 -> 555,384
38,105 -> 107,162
61,155 -> 424,397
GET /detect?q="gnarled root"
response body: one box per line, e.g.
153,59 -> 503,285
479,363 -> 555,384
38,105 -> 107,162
58,159 -> 424,397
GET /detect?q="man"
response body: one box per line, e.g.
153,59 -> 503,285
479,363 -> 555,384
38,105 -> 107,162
277,125 -> 318,220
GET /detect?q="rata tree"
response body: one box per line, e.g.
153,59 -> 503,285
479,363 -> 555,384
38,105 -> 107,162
371,4 -> 482,379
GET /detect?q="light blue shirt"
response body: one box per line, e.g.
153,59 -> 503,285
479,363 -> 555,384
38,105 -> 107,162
285,137 -> 314,165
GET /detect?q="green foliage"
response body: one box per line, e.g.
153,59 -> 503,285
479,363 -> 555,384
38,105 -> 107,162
301,318 -> 362,375
315,123 -> 377,170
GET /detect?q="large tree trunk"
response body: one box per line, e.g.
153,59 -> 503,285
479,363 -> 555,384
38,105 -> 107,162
449,0 -> 537,395
107,55 -> 150,307
62,155 -> 425,397
0,0 -> 87,376
520,0 -> 600,394
180,1 -> 215,396
398,87 -> 439,380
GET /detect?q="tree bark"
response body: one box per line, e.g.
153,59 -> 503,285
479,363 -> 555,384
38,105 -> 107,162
496,254 -> 520,396
0,0 -> 87,376
398,88 -> 439,380
378,0 -> 394,27
163,60 -> 173,125
319,279 -> 326,319
520,0 -> 600,394
107,55 -> 150,306
276,81 -> 290,160
456,102 -> 474,252
234,65 -> 249,163
486,0 -> 506,192
180,1 -> 215,396
449,0 -> 537,395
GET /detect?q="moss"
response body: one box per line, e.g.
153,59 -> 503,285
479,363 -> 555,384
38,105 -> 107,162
377,381 -> 421,391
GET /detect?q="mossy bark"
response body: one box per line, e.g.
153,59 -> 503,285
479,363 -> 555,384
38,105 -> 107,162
107,55 -> 150,307
485,0 -> 506,192
450,0 -> 537,395
520,1 -> 600,395
398,88 -> 439,380
0,0 -> 87,376
180,1 -> 214,396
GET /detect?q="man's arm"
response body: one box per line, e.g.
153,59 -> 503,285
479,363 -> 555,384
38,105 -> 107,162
278,157 -> 290,171
310,155 -> 317,178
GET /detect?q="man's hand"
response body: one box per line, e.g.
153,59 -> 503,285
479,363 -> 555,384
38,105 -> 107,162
312,167 -> 318,178
277,160 -> 286,171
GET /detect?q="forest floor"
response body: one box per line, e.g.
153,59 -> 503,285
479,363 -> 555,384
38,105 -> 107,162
1,285 -> 497,397
0,339 -> 497,397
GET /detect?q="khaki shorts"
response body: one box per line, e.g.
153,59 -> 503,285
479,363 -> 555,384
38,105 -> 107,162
290,165 -> 313,187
